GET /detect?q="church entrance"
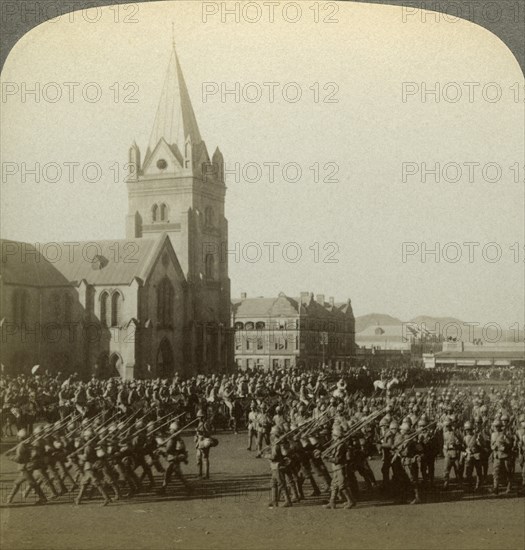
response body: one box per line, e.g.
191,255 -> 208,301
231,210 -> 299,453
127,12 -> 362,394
156,338 -> 174,379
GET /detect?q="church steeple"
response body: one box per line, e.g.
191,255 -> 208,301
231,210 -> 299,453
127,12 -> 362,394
146,43 -> 202,162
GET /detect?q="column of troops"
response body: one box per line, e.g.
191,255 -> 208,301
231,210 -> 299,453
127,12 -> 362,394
1,369 -> 524,508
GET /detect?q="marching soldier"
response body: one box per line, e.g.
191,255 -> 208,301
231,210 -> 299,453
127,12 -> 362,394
442,418 -> 463,489
323,425 -> 356,509
5,429 -> 48,505
158,421 -> 192,496
267,425 -> 292,508
74,429 -> 112,506
462,421 -> 483,491
491,419 -> 513,495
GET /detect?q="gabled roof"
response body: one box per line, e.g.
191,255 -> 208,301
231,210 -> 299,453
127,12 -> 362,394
232,293 -> 299,317
0,234 -> 183,287
232,292 -> 351,319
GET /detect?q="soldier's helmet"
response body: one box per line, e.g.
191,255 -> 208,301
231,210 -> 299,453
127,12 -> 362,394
83,429 -> 94,439
444,419 -> 452,427
500,414 -> 509,422
146,421 -> 156,433
389,421 -> 399,430
54,421 -> 62,429
33,425 -> 43,435
270,425 -> 281,437
493,419 -> 503,428
169,421 -> 180,432
81,418 -> 90,427
275,406 -> 281,413
17,428 -> 27,439
379,417 -> 389,427
196,410 -> 205,418
417,418 -> 427,428
332,425 -> 342,438
463,421 -> 472,430
135,420 -> 145,429
400,423 -> 410,433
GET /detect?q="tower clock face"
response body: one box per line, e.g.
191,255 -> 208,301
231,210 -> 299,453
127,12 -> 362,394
157,158 -> 168,170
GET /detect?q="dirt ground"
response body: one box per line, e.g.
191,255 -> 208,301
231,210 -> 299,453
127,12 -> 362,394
0,432 -> 523,550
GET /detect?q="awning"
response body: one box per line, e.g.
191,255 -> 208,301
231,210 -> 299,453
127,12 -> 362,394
494,360 -> 511,366
476,360 -> 493,366
435,359 -> 457,364
457,360 -> 476,366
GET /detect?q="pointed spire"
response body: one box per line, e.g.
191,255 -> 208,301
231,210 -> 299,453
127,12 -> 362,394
147,41 -> 202,156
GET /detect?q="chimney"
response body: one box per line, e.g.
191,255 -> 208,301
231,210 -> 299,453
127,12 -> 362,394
316,294 -> 325,306
300,291 -> 310,305
329,297 -> 334,306
241,292 -> 247,300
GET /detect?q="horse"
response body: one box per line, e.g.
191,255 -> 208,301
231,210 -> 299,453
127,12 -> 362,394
372,377 -> 400,392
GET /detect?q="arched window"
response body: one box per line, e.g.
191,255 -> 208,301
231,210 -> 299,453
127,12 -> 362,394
245,321 -> 254,330
50,292 -> 61,320
160,203 -> 167,221
205,254 -> 214,279
157,278 -> 174,327
12,290 -> 29,325
255,321 -> 265,330
100,291 -> 109,327
205,206 -> 214,227
64,293 -> 73,323
111,292 -> 122,327
152,204 -> 158,222
234,322 -> 244,330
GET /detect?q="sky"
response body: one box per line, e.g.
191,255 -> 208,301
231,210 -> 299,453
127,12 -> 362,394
1,1 -> 524,326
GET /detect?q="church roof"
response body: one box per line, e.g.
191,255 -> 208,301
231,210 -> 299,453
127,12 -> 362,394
0,235 -> 176,287
146,46 -> 202,161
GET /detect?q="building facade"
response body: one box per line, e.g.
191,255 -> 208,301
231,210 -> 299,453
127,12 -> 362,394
0,45 -> 232,379
231,292 -> 355,371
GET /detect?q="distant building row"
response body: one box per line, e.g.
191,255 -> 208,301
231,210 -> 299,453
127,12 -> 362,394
231,291 -> 356,371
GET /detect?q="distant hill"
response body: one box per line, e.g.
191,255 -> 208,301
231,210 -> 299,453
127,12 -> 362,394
355,314 -> 466,334
355,313 -> 403,332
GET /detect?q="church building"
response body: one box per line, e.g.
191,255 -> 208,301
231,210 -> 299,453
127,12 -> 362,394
0,45 -> 232,379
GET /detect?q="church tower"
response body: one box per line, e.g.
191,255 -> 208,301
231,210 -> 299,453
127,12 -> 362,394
126,43 -> 231,372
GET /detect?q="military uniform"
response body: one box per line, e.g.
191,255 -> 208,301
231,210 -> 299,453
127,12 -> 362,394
491,421 -> 513,494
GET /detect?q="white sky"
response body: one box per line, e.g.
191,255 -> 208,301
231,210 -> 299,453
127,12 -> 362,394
1,1 -> 524,326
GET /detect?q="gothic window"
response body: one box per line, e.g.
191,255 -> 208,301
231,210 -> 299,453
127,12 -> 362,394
152,204 -> 158,222
12,289 -> 29,325
205,254 -> 215,279
100,291 -> 109,327
160,203 -> 167,221
111,291 -> 122,327
157,277 -> 174,327
64,293 -> 73,323
204,206 -> 214,228
50,292 -> 61,320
